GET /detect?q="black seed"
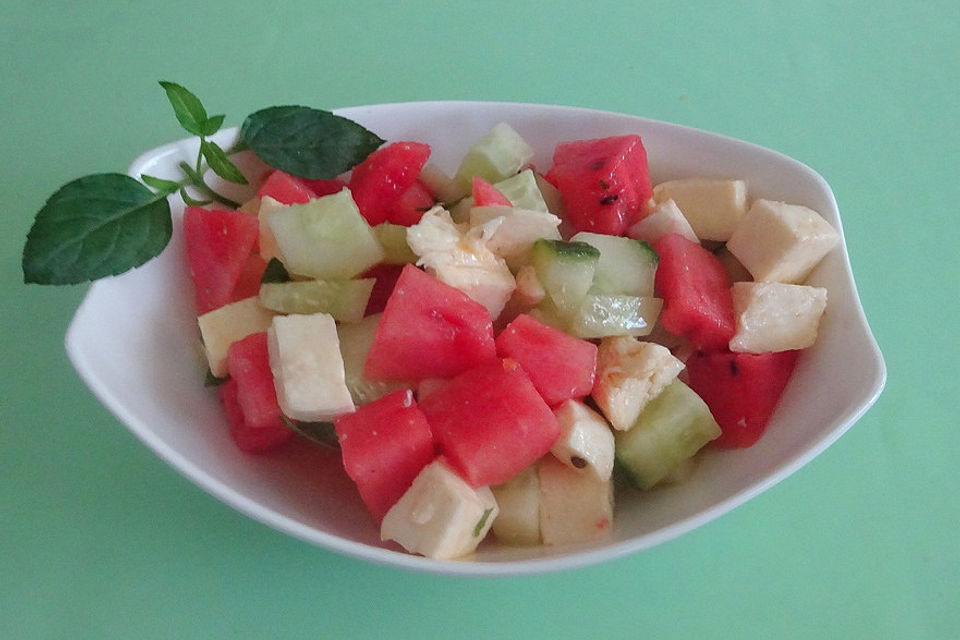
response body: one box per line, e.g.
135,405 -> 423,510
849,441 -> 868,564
571,456 -> 588,469
598,179 -> 611,190
729,359 -> 740,376
600,194 -> 619,205
590,159 -> 605,170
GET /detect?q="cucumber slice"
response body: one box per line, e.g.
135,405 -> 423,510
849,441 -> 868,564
373,222 -> 418,265
614,379 -> 721,490
454,122 -> 535,191
267,188 -> 384,279
493,169 -> 549,212
529,239 -> 600,318
337,314 -> 409,406
570,293 -> 663,339
259,279 -> 375,323
569,231 -> 658,297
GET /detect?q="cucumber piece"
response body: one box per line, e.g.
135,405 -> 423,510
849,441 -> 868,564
529,239 -> 600,318
259,279 -> 375,323
614,379 -> 721,490
570,293 -> 663,338
454,122 -> 535,191
337,314 -> 409,406
493,169 -> 549,212
373,222 -> 418,265
267,188 -> 384,279
569,231 -> 658,297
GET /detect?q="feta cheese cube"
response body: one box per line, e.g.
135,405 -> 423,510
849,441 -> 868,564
538,456 -> 614,546
726,199 -> 839,284
490,465 -> 541,546
267,312 -> 354,421
551,400 -> 615,480
381,460 -> 499,560
591,337 -> 685,431
626,198 -> 699,244
197,297 -> 275,377
652,178 -> 748,241
729,281 -> 828,353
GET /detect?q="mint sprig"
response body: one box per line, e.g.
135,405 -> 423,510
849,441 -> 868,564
22,82 -> 385,286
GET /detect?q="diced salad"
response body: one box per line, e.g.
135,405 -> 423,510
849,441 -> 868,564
187,121 -> 839,560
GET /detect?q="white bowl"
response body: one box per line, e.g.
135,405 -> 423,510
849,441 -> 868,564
65,101 -> 885,576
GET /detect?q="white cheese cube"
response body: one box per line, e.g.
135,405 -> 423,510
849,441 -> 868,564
729,281 -> 828,353
626,199 -> 699,244
407,206 -> 516,319
591,337 -> 685,431
652,178 -> 748,241
381,460 -> 499,560
490,465 -> 541,546
469,205 -> 562,264
267,313 -> 354,421
550,400 -> 615,480
726,199 -> 840,284
197,297 -> 275,377
538,455 -> 614,546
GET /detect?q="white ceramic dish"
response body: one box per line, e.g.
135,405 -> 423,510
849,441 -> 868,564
65,101 -> 885,576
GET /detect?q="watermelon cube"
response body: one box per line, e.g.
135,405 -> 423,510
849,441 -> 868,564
472,176 -> 513,207
495,313 -> 598,407
348,141 -> 431,225
183,206 -> 260,314
257,170 -> 317,205
418,358 -> 560,487
653,233 -> 737,350
686,348 -> 800,448
218,376 -> 291,454
545,135 -> 652,236
334,389 -> 435,522
365,265 -> 497,381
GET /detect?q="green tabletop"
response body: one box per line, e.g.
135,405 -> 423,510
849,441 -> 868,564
3,1 -> 957,638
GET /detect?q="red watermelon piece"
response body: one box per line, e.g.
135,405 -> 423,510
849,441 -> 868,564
362,263 -> 404,316
218,377 -> 292,454
653,233 -> 736,350
686,349 -> 800,448
348,141 -> 431,225
419,358 -> 560,487
386,180 -> 435,226
472,176 -> 512,207
495,313 -> 598,407
334,389 -> 436,522
231,253 -> 268,302
183,206 -> 260,314
302,176 -> 347,198
365,265 -> 497,381
257,170 -> 317,205
545,135 -> 652,236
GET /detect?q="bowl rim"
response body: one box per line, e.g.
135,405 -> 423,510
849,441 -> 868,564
65,100 -> 886,577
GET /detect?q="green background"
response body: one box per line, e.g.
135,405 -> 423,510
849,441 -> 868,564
2,1 -> 957,638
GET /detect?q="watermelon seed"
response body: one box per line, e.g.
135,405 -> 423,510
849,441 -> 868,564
600,194 -> 619,205
571,456 -> 588,469
729,360 -> 740,376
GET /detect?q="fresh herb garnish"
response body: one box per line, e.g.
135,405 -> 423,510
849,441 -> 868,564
22,82 -> 384,286
473,507 -> 494,537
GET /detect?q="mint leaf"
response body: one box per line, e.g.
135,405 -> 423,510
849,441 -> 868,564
141,173 -> 182,195
201,114 -> 225,136
240,106 -> 384,179
22,174 -> 172,284
159,81 -> 209,137
178,187 -> 212,207
200,139 -> 248,185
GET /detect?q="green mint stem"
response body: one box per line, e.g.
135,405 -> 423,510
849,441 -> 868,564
176,161 -> 241,209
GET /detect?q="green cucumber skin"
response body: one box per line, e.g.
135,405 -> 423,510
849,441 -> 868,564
614,380 -> 720,490
258,279 -> 374,322
533,238 -> 601,262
